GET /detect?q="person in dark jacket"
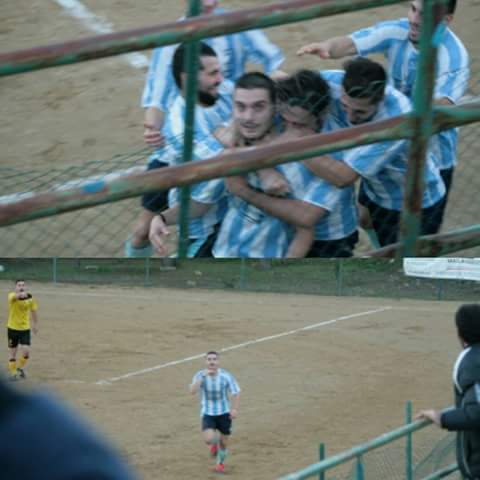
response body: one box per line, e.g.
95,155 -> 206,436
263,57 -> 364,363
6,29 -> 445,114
417,303 -> 480,480
0,378 -> 138,480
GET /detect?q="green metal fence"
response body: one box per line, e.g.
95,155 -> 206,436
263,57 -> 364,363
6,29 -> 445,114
1,257 -> 479,302
279,402 -> 459,480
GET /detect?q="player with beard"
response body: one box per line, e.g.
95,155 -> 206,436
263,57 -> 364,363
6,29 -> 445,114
297,0 -> 469,231
142,0 -> 285,149
125,42 -> 233,257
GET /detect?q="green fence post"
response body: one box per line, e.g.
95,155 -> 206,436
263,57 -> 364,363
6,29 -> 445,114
177,0 -> 201,258
239,258 -> 247,290
406,400 -> 413,480
318,443 -> 326,480
52,257 -> 57,284
436,278 -> 444,300
335,259 -> 344,296
355,455 -> 365,480
144,257 -> 151,287
399,0 -> 445,257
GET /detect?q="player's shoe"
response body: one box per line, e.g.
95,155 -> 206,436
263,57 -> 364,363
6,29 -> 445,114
214,463 -> 225,474
210,443 -> 218,457
17,368 -> 26,379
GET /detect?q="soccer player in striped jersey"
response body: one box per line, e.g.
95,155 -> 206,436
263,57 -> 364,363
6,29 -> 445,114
125,42 -> 232,257
6,279 -> 38,381
302,58 -> 446,247
149,71 -> 358,258
190,351 -> 240,474
142,0 -> 285,149
297,0 -> 469,227
210,71 -> 358,258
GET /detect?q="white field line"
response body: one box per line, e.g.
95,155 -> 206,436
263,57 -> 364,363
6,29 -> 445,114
52,0 -> 149,69
94,306 -> 392,385
31,287 -> 389,308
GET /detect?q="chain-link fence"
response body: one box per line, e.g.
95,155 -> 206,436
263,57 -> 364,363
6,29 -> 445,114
283,431 -> 458,480
1,39 -> 479,259
1,258 -> 479,302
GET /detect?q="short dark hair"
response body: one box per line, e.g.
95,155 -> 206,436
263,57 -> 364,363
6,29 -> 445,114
447,0 -> 456,15
15,279 -> 25,285
235,72 -> 277,104
455,304 -> 480,345
342,57 -> 387,104
172,42 -> 217,90
206,351 -> 218,357
276,69 -> 331,127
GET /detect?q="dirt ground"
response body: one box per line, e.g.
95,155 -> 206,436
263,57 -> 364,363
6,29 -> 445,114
1,1 -> 479,257
0,280 -> 466,479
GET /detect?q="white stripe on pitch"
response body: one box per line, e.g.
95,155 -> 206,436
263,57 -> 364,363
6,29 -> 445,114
94,306 -> 392,385
52,0 -> 149,69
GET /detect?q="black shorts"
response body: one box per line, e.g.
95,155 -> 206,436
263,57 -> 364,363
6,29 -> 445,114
188,224 -> 220,258
7,328 -> 31,348
201,413 -> 232,436
307,230 -> 359,258
141,160 -> 169,212
358,184 -> 444,247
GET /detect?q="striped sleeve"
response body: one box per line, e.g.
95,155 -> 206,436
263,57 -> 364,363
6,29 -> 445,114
240,29 -> 285,73
350,20 -> 407,56
191,370 -> 204,386
434,36 -> 470,102
191,179 -> 226,205
342,139 -> 406,178
226,372 -> 241,395
141,45 -> 179,111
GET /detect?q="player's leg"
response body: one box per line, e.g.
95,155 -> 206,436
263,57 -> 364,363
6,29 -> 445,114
201,415 -> 219,457
214,414 -> 232,473
17,331 -> 31,379
125,159 -> 169,257
125,209 -> 157,257
358,202 -> 380,249
7,329 -> 19,380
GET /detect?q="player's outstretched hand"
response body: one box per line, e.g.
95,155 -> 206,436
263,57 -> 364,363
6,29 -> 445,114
149,215 -> 170,257
297,42 -> 330,59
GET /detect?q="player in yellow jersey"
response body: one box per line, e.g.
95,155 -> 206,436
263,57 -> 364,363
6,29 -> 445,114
7,279 -> 39,380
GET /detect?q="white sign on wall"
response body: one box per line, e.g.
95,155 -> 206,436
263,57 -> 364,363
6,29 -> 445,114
403,258 -> 480,281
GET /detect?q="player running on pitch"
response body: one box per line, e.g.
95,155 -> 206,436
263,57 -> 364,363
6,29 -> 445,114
190,351 -> 240,474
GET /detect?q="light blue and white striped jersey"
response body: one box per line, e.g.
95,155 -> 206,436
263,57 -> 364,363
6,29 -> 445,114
142,8 -> 284,111
192,161 -> 356,257
150,81 -> 233,240
191,368 -> 240,416
322,70 -> 445,210
350,18 -> 470,170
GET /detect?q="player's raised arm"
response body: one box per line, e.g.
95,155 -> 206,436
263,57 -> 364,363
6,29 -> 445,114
190,371 -> 206,395
297,36 -> 357,59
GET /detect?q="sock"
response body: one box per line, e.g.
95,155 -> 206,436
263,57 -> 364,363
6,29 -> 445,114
8,359 -> 16,376
364,228 -> 381,249
18,355 -> 28,369
124,239 -> 153,258
217,448 -> 228,465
